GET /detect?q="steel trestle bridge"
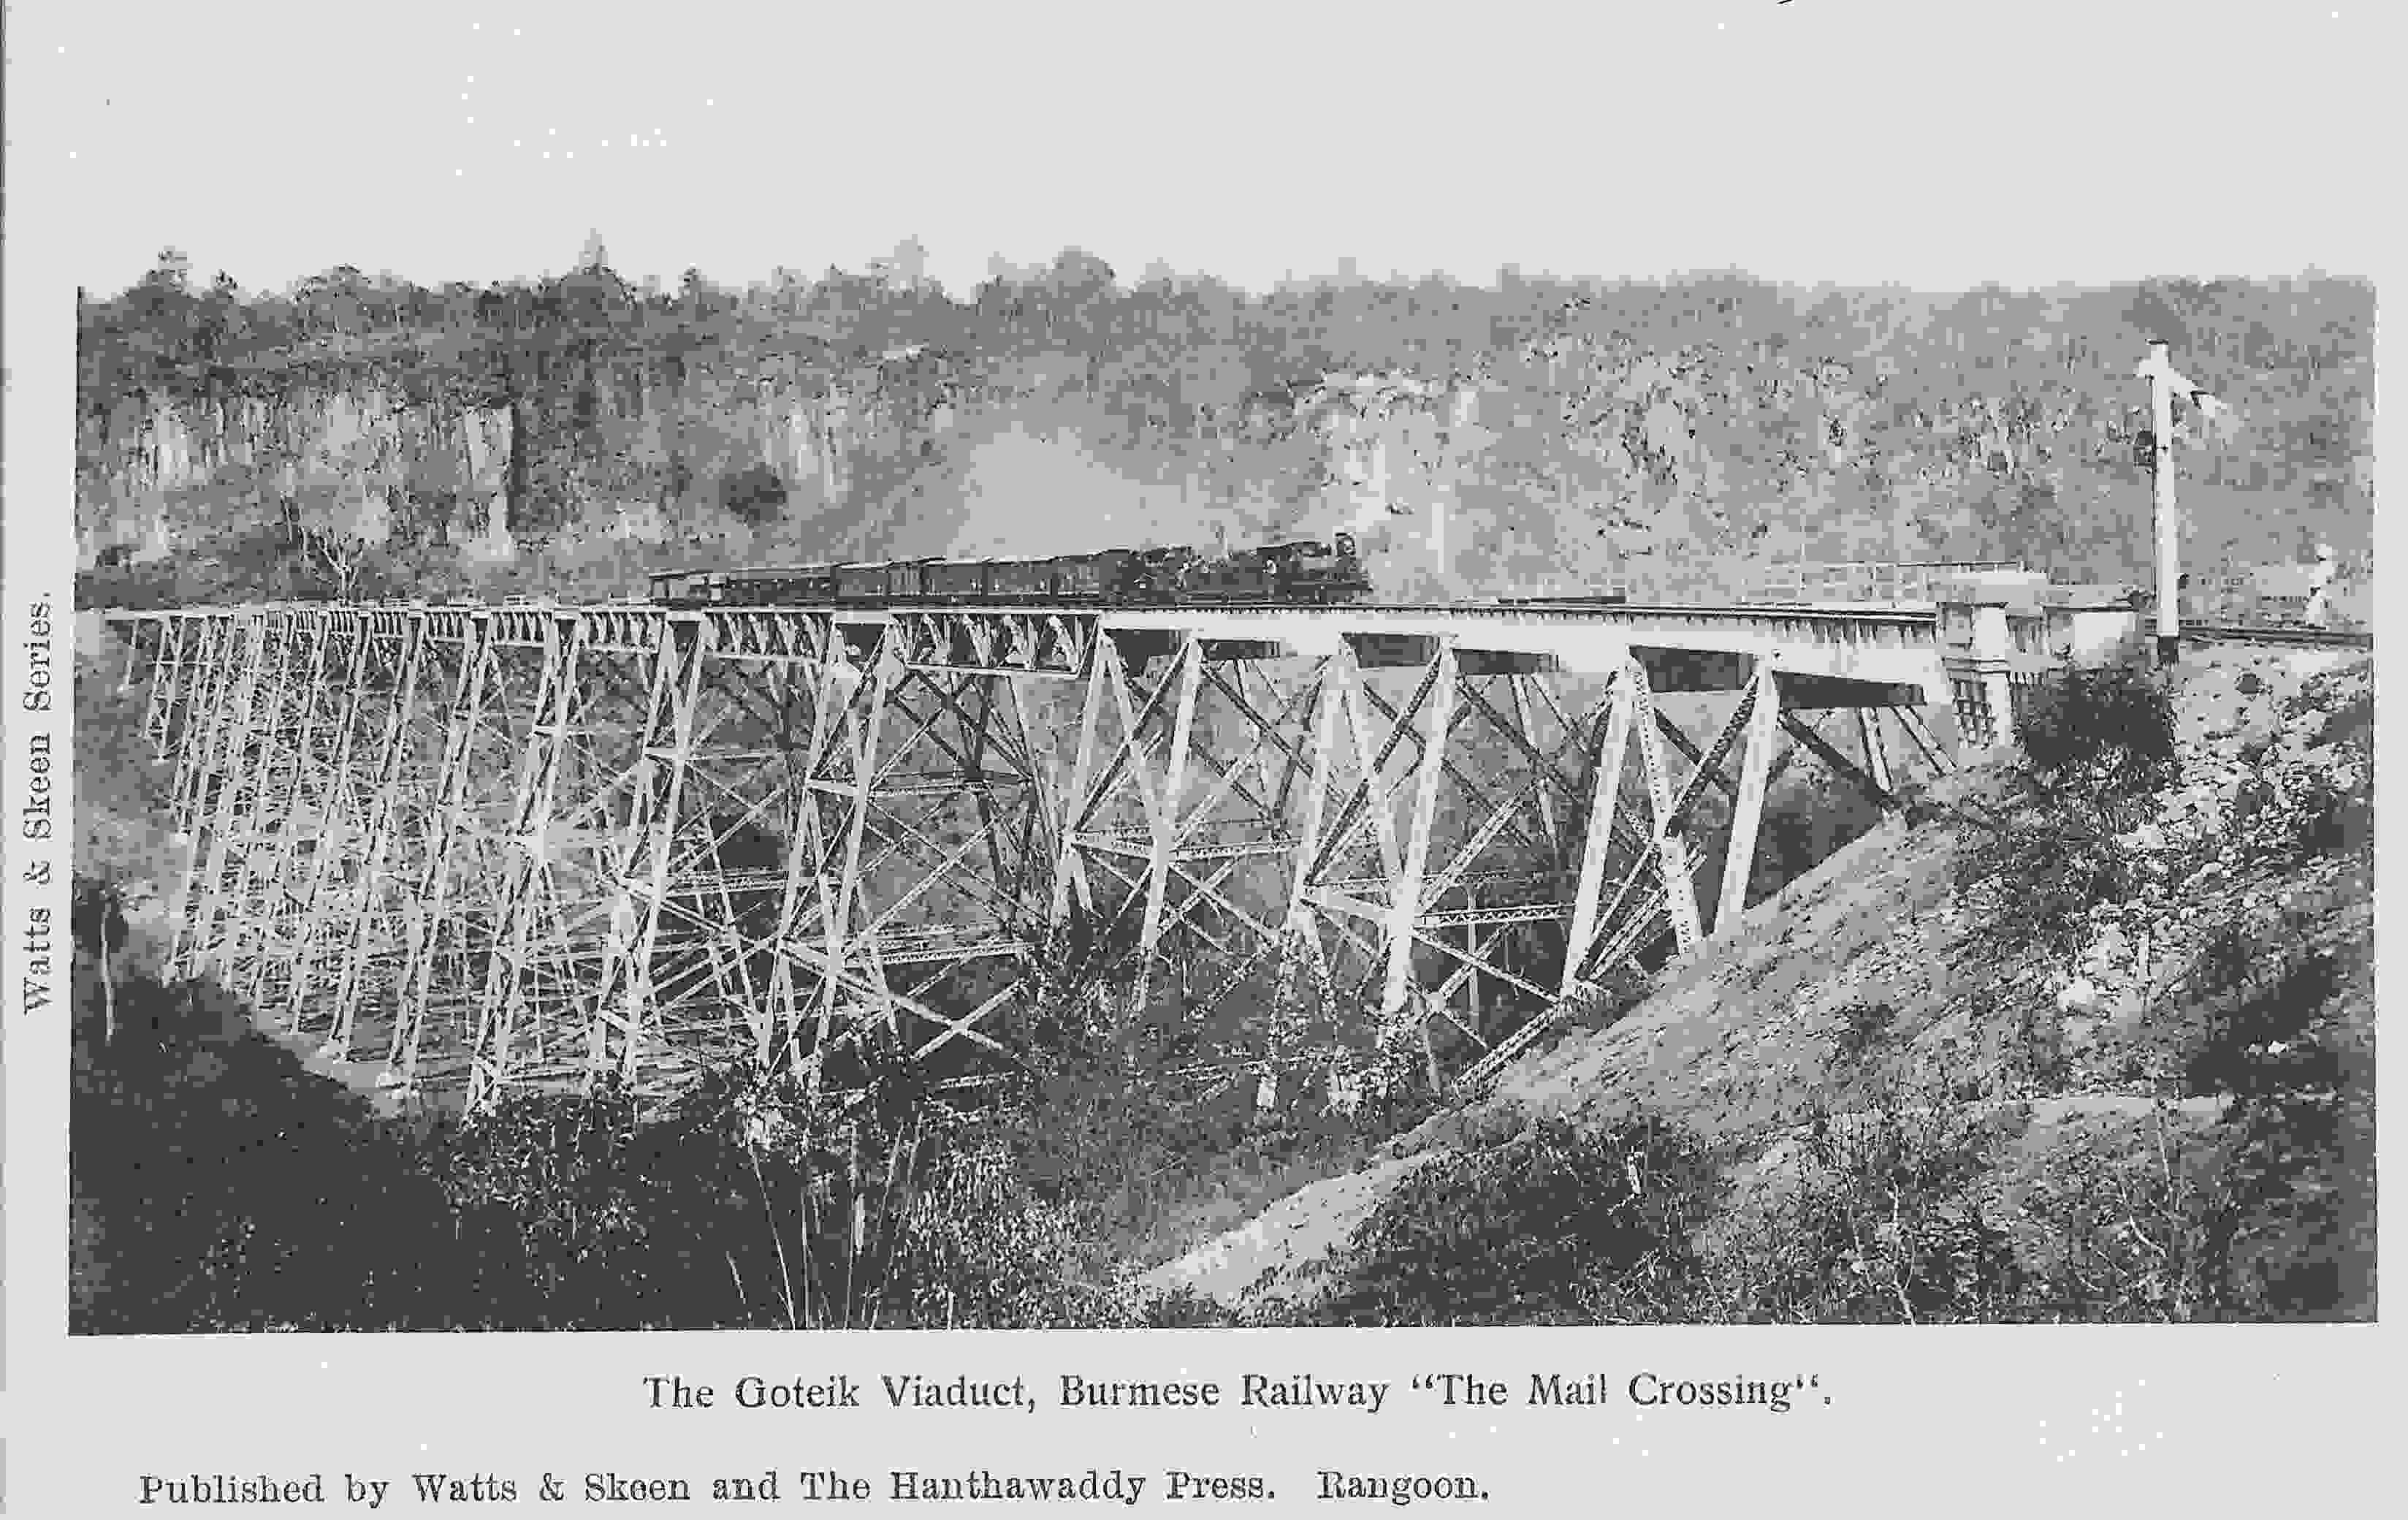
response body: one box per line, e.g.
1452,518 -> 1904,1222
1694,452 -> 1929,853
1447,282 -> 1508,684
110,594 -> 1996,1113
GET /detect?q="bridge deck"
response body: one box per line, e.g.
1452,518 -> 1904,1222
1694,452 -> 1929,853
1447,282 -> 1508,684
105,598 -> 1955,698
109,582 -> 2263,1116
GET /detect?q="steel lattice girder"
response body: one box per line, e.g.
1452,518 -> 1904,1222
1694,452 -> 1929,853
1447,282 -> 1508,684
110,603 -> 1961,1109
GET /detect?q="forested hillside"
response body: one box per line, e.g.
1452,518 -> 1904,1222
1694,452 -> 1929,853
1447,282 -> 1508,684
75,244 -> 2373,608
67,246 -> 2377,1331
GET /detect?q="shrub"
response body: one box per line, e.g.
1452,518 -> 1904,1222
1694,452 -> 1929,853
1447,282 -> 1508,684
2167,923 -> 2344,1102
717,461 -> 789,525
2026,887 -> 2373,1322
2006,995 -> 2071,1095
883,1139 -> 1138,1329
2233,759 -> 2371,865
2015,1109 -> 2246,1322
414,1058 -> 1150,1331
1721,1094 -> 2026,1323
1830,1001 -> 1897,1065
2017,1087 -> 2365,1324
1135,1285 -> 1249,1327
1955,793 -> 2143,955
2015,664 -> 2176,789
2206,1087 -> 2367,1320
1899,780 -> 1948,829
1303,1115 -> 1723,1326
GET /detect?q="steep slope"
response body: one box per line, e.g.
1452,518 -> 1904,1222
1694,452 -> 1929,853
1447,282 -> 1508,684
1146,650 -> 2374,1321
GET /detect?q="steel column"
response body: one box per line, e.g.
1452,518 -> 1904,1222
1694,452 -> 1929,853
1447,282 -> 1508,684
1714,665 -> 1783,935
470,613 -> 587,1109
1380,642 -> 1459,1026
1628,664 -> 1704,955
327,613 -> 430,1058
1560,664 -> 1636,996
391,613 -> 498,1085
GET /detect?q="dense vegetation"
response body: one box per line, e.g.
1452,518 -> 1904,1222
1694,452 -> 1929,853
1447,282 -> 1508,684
69,944 -> 1445,1331
77,246 -> 2373,610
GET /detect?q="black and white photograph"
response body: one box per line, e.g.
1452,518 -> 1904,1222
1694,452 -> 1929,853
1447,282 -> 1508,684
28,1 -> 2380,1357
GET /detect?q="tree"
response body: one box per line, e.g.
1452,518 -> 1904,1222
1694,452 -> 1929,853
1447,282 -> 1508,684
293,479 -> 393,600
887,235 -> 930,292
196,272 -> 245,365
146,246 -> 193,292
719,461 -> 788,525
72,878 -> 131,1046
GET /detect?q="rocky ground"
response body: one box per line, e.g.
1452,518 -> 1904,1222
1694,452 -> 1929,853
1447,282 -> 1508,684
1144,647 -> 2375,1318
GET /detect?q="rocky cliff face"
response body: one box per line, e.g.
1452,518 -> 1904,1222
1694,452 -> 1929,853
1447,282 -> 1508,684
73,360 -> 914,576
78,387 -> 513,568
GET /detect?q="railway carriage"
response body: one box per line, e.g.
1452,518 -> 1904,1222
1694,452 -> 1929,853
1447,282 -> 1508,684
918,558 -> 988,600
643,531 -> 1371,609
985,557 -> 1054,599
834,560 -> 921,603
2130,563 -> 2349,631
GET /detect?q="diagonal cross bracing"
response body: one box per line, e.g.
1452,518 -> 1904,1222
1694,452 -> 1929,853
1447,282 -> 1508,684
109,599 -> 1962,1108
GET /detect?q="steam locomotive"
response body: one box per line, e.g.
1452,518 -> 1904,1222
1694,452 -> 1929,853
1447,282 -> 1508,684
647,533 -> 1375,608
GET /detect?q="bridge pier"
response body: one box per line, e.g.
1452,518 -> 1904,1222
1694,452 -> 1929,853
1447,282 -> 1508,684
175,615 -> 273,981
471,611 -> 587,1112
264,615 -> 372,1017
324,613 -> 433,1063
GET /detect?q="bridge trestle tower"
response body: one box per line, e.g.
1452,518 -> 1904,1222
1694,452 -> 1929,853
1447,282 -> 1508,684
110,598 -> 1957,1114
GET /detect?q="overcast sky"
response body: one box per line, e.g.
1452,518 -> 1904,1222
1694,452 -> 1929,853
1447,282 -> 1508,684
20,1 -> 2388,298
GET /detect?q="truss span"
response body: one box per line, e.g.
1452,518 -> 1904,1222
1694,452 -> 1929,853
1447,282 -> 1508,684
109,598 -> 1967,1114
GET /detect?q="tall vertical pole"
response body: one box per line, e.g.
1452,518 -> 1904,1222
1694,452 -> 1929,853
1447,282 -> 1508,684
2146,340 -> 2181,665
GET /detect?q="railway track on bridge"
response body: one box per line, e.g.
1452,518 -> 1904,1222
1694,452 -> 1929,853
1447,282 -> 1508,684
112,597 -> 1944,630
2183,623 -> 2373,652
